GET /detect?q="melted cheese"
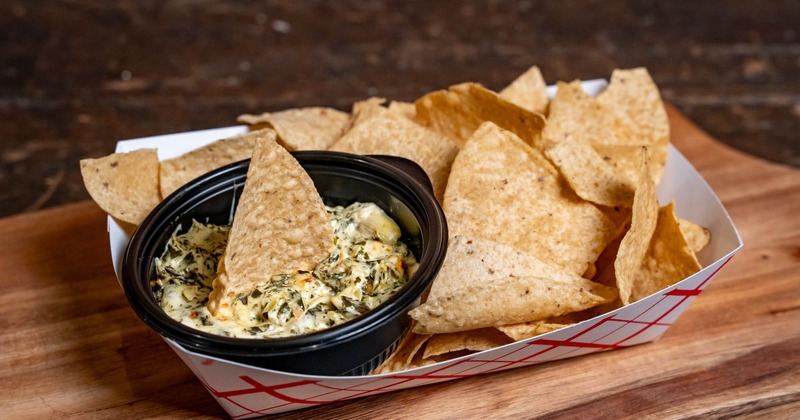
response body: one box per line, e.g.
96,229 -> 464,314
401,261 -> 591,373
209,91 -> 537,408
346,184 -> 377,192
152,202 -> 418,338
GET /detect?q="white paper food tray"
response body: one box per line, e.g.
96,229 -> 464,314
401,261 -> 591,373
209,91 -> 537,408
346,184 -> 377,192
107,80 -> 742,417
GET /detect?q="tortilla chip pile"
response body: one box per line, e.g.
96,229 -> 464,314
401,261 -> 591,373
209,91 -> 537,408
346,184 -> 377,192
80,66 -> 710,374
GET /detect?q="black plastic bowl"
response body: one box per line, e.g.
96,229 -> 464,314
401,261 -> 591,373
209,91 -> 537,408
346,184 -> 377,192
121,151 -> 448,376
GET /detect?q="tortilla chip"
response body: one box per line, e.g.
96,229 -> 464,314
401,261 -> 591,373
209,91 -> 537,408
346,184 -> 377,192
373,330 -> 432,374
427,235 -> 576,302
542,81 -> 638,151
348,97 -> 389,128
593,227 -> 626,288
443,122 -> 617,276
432,351 -> 476,361
79,148 -> 161,225
541,79 -> 669,186
419,235 -> 590,344
596,68 -> 670,182
678,218 -> 711,254
590,142 -> 666,187
423,328 -> 513,359
587,228 -> 626,316
631,203 -> 703,301
583,262 -> 597,280
329,111 -> 459,202
597,68 -> 669,149
591,144 -> 646,185
596,204 -> 633,234
499,65 -> 549,114
415,82 -> 546,149
546,140 -> 636,208
237,107 -> 350,151
497,319 -> 573,341
351,98 -> 416,122
614,148 -> 658,305
388,100 -> 417,120
159,129 -> 268,197
207,134 -> 334,317
410,275 -> 617,334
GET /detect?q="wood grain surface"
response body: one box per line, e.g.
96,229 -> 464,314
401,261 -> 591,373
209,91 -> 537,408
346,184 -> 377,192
0,108 -> 798,419
1,0 -> 798,219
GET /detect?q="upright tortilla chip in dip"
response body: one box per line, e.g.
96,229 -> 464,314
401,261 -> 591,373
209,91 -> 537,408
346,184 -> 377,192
207,134 -> 334,317
237,107 -> 350,151
80,148 -> 161,226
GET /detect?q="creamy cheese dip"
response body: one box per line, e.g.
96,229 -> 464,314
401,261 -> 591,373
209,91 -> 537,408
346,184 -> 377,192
152,202 -> 419,338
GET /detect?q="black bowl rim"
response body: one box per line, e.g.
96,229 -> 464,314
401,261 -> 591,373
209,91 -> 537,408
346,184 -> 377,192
122,151 -> 448,356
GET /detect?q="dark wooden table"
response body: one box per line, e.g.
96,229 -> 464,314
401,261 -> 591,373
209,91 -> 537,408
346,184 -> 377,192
0,0 -> 798,219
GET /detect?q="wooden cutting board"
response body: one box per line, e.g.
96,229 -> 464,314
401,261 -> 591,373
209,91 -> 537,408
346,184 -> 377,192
1,107 -> 798,418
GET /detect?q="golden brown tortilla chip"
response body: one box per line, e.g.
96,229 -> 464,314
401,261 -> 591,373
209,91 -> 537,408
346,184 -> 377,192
596,204 -> 633,234
596,68 -> 670,182
597,68 -> 669,149
410,275 -> 617,335
593,226 -> 626,288
348,97 -> 388,128
80,148 -> 161,225
159,129 -> 268,197
415,82 -> 546,149
614,148 -> 658,305
678,218 -> 711,254
541,79 -> 668,185
542,81 -> 638,151
546,140 -> 636,208
424,350 -> 475,363
499,65 -> 549,115
419,235 -> 591,345
497,319 -> 573,342
237,107 -> 350,151
423,328 -> 513,359
631,203 -> 703,302
427,235 -> 576,302
583,262 -> 597,280
443,122 -> 617,276
207,133 -> 334,317
387,100 -> 417,120
329,111 -> 459,202
350,98 -> 417,124
373,330 -> 432,374
591,144 -> 646,185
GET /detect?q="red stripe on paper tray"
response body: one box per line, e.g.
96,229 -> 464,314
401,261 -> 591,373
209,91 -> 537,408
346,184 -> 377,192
196,256 -> 733,418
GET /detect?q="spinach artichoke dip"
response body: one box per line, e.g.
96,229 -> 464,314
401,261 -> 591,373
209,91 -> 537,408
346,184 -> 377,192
152,202 -> 419,338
